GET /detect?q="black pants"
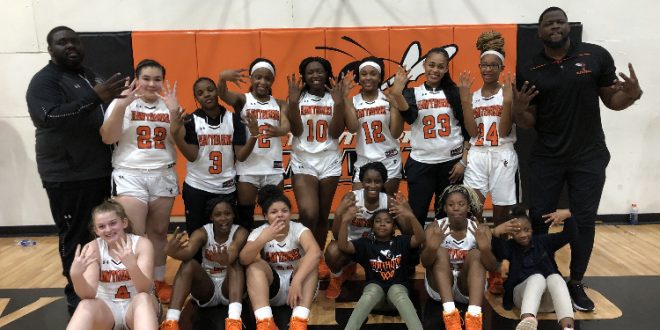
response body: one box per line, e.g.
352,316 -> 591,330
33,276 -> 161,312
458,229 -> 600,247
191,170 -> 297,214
182,182 -> 236,261
405,157 -> 462,225
44,176 -> 111,309
528,152 -> 610,282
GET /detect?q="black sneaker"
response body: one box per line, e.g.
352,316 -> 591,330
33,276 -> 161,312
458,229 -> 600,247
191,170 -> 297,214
567,282 -> 595,312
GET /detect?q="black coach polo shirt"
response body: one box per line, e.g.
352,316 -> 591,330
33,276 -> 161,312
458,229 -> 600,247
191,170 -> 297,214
517,41 -> 617,160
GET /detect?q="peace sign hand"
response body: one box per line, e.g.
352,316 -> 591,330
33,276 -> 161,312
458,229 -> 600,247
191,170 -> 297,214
390,65 -> 410,95
611,63 -> 643,101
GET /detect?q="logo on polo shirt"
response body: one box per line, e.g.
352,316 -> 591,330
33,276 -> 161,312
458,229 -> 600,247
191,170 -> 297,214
575,62 -> 592,75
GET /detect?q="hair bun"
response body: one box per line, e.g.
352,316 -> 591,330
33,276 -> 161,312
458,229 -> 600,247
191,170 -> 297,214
476,31 -> 505,53
257,185 -> 284,209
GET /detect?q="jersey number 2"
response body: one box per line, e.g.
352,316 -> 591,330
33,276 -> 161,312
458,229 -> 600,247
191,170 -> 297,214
475,122 -> 499,146
136,126 -> 167,149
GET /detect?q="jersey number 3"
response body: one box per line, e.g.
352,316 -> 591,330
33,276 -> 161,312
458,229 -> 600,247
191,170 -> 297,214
209,151 -> 222,174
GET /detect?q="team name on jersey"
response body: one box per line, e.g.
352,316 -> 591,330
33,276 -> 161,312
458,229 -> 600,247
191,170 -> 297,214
352,216 -> 370,228
198,134 -> 232,146
99,269 -> 131,282
265,248 -> 302,263
416,98 -> 449,110
131,111 -> 171,123
356,106 -> 387,119
300,105 -> 332,116
245,109 -> 280,120
473,105 -> 503,118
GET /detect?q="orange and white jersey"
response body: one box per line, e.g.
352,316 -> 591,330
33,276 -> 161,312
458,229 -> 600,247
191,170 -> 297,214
292,91 -> 339,154
95,234 -> 142,301
247,221 -> 308,273
347,189 -> 389,241
469,88 -> 516,147
353,91 -> 400,167
433,217 -> 477,273
237,93 -> 283,175
106,98 -> 176,169
201,223 -> 239,280
409,85 -> 463,163
185,110 -> 241,194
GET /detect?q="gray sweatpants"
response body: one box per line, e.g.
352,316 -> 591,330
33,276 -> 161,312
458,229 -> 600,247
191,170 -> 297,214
345,283 -> 422,330
513,273 -> 574,321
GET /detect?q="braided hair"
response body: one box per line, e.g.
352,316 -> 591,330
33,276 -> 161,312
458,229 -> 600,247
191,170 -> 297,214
435,184 -> 483,219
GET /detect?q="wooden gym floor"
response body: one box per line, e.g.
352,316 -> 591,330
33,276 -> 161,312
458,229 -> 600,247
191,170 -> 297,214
1,223 -> 659,329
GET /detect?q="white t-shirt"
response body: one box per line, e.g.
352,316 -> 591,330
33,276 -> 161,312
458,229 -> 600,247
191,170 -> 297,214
292,91 -> 339,155
353,91 -> 400,167
469,88 -> 516,147
95,234 -> 142,301
201,223 -> 240,279
105,98 -> 176,169
237,93 -> 284,175
247,221 -> 309,273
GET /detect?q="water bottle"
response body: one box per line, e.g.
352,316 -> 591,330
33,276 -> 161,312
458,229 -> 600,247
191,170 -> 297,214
629,203 -> 639,225
15,239 -> 37,247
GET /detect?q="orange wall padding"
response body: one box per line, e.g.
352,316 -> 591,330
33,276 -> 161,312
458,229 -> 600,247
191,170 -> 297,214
131,24 -> 517,216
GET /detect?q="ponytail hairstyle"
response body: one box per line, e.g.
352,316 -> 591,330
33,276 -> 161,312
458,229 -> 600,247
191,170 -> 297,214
424,48 -> 462,119
135,59 -> 166,79
355,56 -> 385,84
257,185 -> 291,214
299,56 -> 334,93
90,199 -> 134,234
435,184 -> 483,219
205,195 -> 238,222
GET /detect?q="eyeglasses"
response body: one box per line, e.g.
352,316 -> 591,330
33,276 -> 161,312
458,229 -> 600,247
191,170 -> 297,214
478,63 -> 502,70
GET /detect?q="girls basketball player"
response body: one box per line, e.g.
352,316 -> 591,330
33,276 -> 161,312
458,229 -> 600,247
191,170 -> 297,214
68,200 -> 158,330
218,58 -> 291,230
239,185 -> 321,330
100,59 -> 179,303
344,57 -> 404,195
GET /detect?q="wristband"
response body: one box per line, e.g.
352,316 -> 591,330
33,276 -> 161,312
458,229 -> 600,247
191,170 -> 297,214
250,133 -> 261,139
459,159 -> 467,167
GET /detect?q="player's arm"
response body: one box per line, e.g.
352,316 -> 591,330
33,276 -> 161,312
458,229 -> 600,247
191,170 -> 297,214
458,70 -> 478,137
233,113 -> 259,162
217,69 -> 247,109
166,227 -> 207,261
227,227 -> 249,265
291,229 -> 322,283
70,242 -> 100,299
337,205 -> 357,255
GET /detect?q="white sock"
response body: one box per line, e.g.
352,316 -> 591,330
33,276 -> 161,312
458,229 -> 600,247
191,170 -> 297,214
228,302 -> 242,320
154,265 -> 166,281
442,302 -> 456,313
467,305 -> 482,316
166,309 -> 181,321
254,306 -> 273,320
291,306 -> 310,320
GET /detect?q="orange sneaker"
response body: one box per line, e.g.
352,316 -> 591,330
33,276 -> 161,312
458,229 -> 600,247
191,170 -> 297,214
442,309 -> 462,330
289,316 -> 308,330
256,317 -> 279,330
225,318 -> 243,330
340,263 -> 357,281
325,275 -> 344,299
318,258 -> 331,280
155,280 -> 172,304
465,312 -> 483,330
487,271 -> 504,295
159,319 -> 180,330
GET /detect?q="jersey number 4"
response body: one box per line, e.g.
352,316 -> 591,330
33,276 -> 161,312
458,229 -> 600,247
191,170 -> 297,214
136,126 -> 167,149
475,122 -> 499,146
422,114 -> 451,139
114,285 -> 131,299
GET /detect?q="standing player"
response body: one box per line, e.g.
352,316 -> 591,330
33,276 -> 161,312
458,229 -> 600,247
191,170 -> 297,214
388,47 -> 470,226
344,57 -> 404,195
287,57 -> 346,279
218,58 -> 291,230
100,59 -> 180,303
171,77 -> 257,243
459,31 -> 517,294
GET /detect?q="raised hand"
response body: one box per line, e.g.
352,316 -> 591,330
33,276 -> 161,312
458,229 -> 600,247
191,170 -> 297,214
458,70 -> 475,102
287,74 -> 304,102
543,209 -> 572,227
94,73 -> 130,103
502,72 -> 514,103
170,106 -> 188,137
328,76 -> 344,104
262,123 -> 286,138
341,71 -> 357,98
245,114 -> 260,137
159,80 -> 180,112
115,78 -> 144,108
220,69 -> 248,88
389,192 -> 414,220
205,244 -> 230,266
611,63 -> 642,100
261,219 -> 287,242
493,218 -> 522,237
389,65 -> 410,95
512,80 -> 539,113
70,244 -> 98,276
165,227 -> 189,257
426,220 -> 449,246
111,236 -> 137,267
471,221 -> 493,249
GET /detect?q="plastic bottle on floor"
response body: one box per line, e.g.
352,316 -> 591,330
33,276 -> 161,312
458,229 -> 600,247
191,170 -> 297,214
629,203 -> 639,225
15,239 -> 37,247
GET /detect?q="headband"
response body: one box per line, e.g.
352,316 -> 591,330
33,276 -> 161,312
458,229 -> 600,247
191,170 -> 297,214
250,61 -> 275,75
358,61 -> 381,73
480,50 -> 505,63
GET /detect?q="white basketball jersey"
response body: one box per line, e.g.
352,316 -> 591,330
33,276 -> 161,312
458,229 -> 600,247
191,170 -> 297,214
106,98 -> 177,169
201,223 -> 239,279
409,86 -> 464,163
435,217 -> 477,272
247,221 -> 308,272
347,189 -> 390,241
353,91 -> 400,167
237,93 -> 283,175
469,88 -> 516,147
95,234 -> 142,301
292,91 -> 339,154
185,111 -> 238,194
